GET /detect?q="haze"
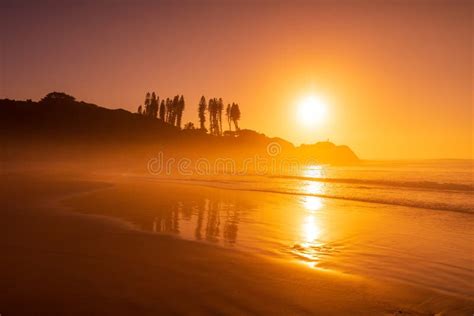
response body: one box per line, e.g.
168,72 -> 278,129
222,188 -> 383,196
1,0 -> 472,159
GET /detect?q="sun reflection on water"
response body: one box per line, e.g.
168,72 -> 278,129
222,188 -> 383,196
290,165 -> 334,267
301,166 -> 326,212
303,214 -> 322,243
303,196 -> 323,212
304,165 -> 325,178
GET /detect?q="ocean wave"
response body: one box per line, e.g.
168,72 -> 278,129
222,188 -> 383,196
269,175 -> 474,192
242,188 -> 474,214
138,176 -> 474,214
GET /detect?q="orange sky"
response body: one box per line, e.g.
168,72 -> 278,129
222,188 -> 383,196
1,0 -> 472,159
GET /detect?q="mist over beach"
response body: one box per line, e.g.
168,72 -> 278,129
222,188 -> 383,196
1,0 -> 473,315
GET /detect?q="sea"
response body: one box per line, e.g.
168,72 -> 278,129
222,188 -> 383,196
121,159 -> 474,299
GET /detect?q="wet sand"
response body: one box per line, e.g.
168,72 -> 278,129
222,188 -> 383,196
1,172 -> 472,315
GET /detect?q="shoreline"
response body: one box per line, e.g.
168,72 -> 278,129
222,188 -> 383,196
67,175 -> 474,300
125,174 -> 474,214
1,172 -> 473,315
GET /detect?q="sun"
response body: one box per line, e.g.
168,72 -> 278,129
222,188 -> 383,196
297,95 -> 328,126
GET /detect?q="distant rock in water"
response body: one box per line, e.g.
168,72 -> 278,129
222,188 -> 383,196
0,94 -> 360,165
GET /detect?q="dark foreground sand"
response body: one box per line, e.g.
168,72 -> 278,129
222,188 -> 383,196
1,172 -> 472,315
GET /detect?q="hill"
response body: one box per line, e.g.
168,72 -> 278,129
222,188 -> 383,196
0,94 -> 359,166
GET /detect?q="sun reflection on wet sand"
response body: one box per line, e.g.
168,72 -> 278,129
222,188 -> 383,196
290,165 -> 335,267
303,214 -> 322,243
291,212 -> 328,266
68,175 -> 342,270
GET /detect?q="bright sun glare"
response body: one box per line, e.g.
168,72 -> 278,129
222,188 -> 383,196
297,95 -> 328,127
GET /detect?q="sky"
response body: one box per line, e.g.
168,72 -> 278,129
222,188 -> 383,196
1,0 -> 472,159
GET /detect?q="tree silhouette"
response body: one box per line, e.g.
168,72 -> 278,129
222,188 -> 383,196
150,92 -> 159,118
217,98 -> 224,136
208,98 -> 214,134
171,95 -> 179,126
230,103 -> 241,131
176,95 -> 185,129
208,98 -> 219,135
198,96 -> 207,130
226,104 -> 232,131
137,92 -> 239,132
144,92 -> 151,116
165,98 -> 172,123
41,92 -> 75,103
159,100 -> 165,121
202,97 -> 229,135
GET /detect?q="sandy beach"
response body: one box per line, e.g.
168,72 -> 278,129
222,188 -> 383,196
2,0 -> 472,314
1,170 -> 472,315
